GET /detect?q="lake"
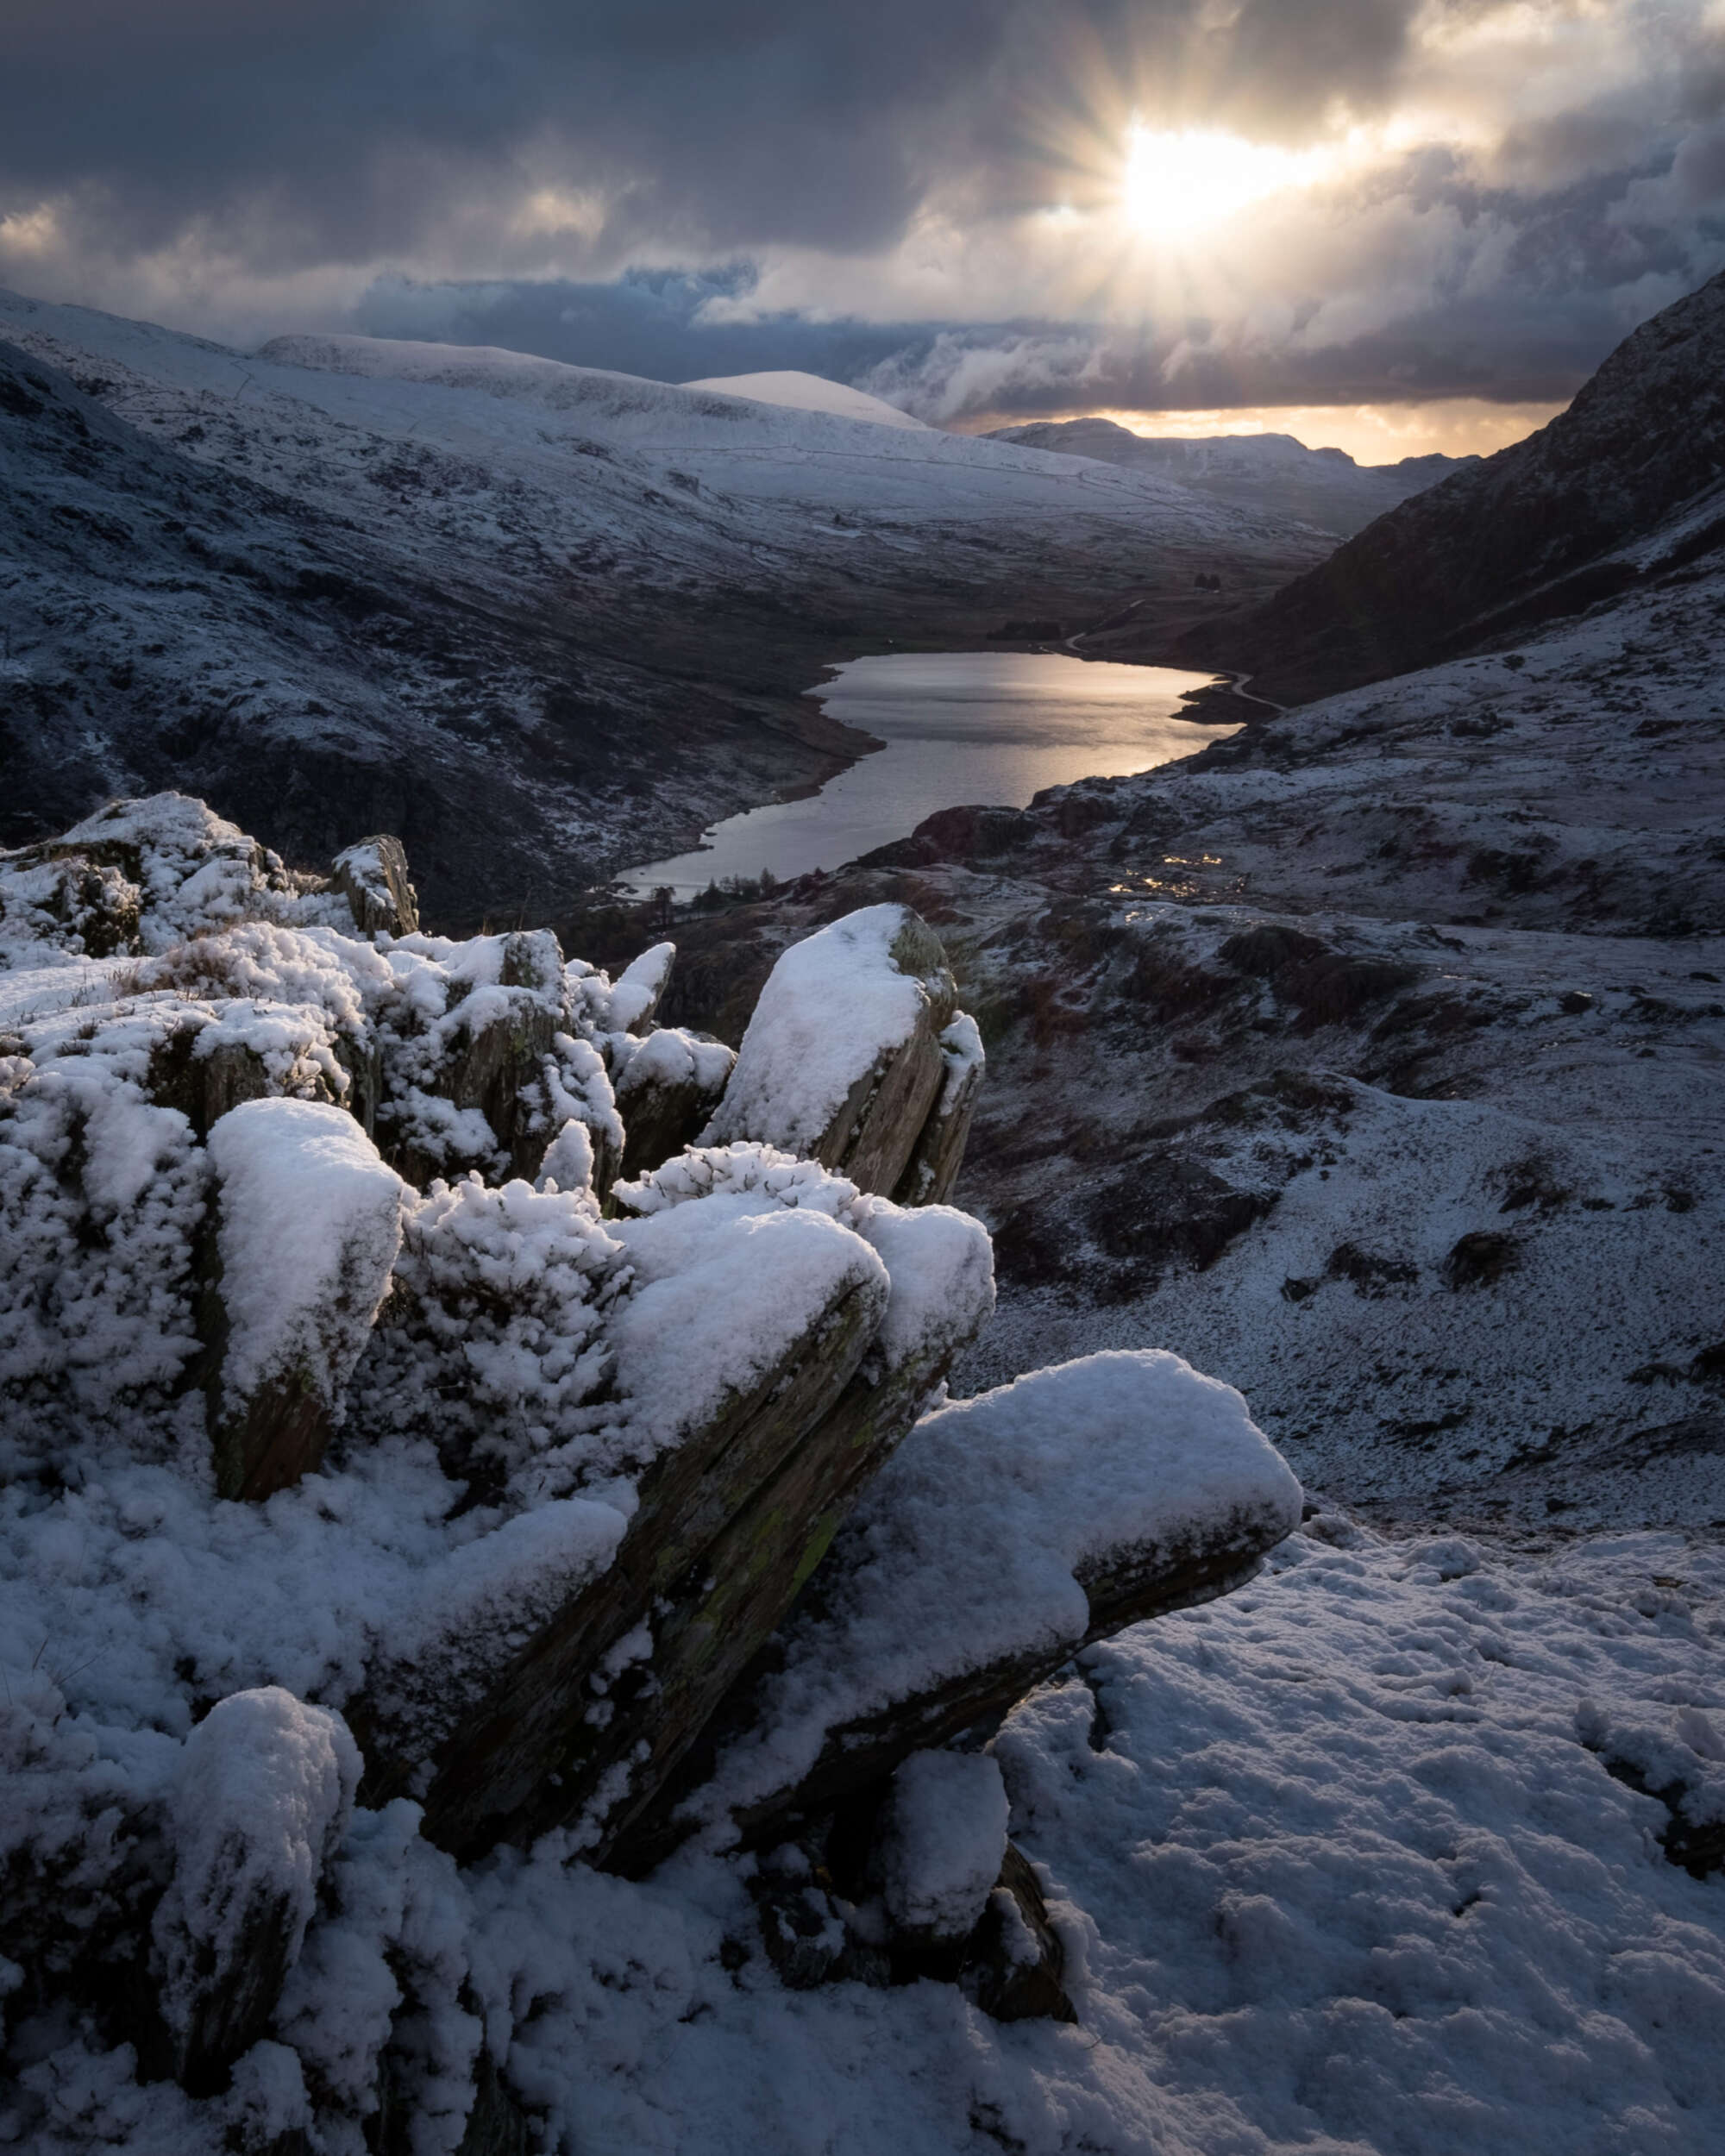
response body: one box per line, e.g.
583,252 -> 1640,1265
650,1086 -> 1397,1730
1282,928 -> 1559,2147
618,650 -> 1232,898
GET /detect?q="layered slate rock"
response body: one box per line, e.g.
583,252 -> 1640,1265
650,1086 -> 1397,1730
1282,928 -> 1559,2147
702,904 -> 978,1199
358,1200 -> 892,1858
0,795 -> 1310,2142
636,1349 -> 1302,1861
893,1012 -> 985,1207
359,1154 -> 995,1864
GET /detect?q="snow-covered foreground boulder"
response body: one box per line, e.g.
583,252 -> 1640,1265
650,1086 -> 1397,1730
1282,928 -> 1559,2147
648,1351 -> 1303,1861
0,797 -> 1308,2151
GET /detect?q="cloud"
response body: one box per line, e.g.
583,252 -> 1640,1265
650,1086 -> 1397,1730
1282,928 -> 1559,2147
3,1 -> 1725,429
850,331 -> 1107,422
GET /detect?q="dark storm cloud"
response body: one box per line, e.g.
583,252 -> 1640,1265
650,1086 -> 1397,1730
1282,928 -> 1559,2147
5,1 -> 1725,424
352,260 -> 1645,417
0,0 -> 1432,266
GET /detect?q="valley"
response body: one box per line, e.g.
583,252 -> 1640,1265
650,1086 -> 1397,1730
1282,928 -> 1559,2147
0,295 -> 1329,925
4,267 -> 1725,2156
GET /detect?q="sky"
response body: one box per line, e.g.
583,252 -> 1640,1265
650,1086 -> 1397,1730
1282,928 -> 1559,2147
4,1 -> 1725,457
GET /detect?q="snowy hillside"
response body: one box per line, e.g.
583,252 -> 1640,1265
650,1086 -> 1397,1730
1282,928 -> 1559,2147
681,368 -> 932,431
0,290 -> 1332,920
988,416 -> 1471,538
9,265 -> 1725,2156
668,497 -> 1725,1540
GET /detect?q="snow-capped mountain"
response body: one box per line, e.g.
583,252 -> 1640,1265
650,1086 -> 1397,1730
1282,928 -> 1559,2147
680,368 -> 932,430
988,415 -> 1472,537
0,294 -> 1331,920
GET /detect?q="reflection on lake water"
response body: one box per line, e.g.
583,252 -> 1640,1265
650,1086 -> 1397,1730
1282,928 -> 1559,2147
618,650 -> 1232,899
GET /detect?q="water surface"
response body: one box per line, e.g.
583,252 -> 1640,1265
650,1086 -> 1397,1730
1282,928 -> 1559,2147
620,650 -> 1231,898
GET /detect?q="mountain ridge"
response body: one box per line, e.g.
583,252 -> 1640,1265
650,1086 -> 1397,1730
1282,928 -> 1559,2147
1161,268 -> 1725,701
986,415 -> 1474,537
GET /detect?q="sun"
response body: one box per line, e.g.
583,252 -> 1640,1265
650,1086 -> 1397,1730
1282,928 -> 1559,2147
1121,124 -> 1317,235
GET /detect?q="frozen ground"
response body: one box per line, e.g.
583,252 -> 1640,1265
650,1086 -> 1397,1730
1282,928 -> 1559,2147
13,1520 -> 1722,2156
8,290 -> 1725,2150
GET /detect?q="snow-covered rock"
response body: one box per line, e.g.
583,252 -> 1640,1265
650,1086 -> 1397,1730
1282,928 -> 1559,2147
669,1349 -> 1302,1852
0,797 -> 1310,2150
151,1687 -> 359,2090
877,1751 -> 1011,1944
332,833 -> 420,938
204,1097 -> 405,1500
702,902 -> 963,1195
611,1021 -> 737,1178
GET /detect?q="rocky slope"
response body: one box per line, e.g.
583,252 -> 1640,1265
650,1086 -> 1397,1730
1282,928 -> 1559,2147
8,803 -> 1722,2156
647,486 -> 1725,1545
988,417 -> 1471,539
1157,268 -> 1725,702
0,292 -> 1332,923
0,797 -> 1305,2150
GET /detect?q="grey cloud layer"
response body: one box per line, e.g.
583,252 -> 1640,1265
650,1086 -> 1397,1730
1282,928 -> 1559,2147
5,1 -> 1725,417
0,0 -> 1445,261
354,266 -> 1674,417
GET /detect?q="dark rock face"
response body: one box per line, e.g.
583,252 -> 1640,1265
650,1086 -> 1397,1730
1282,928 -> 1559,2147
613,1029 -> 736,1180
372,1253 -> 888,1858
1173,268 -> 1725,702
963,1844 -> 1077,2024
710,1528 -> 1272,1853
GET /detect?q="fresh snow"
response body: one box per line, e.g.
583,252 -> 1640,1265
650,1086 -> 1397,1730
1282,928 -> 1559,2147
206,1099 -> 405,1412
609,1200 -> 890,1441
699,1350 -> 1304,1827
703,903 -> 933,1157
877,1752 -> 1012,1939
11,1515 -> 1724,2155
612,1141 -> 995,1376
153,1688 -> 361,2055
681,371 -> 933,433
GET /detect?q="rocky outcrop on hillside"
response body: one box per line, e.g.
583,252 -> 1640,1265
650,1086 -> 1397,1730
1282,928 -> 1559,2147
0,797 -> 1300,2152
1164,268 -> 1725,701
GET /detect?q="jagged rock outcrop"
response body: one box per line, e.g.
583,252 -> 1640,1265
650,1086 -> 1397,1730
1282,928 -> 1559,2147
0,798 -> 1303,2151
701,903 -> 969,1196
619,1349 -> 1302,1869
333,834 -> 420,937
